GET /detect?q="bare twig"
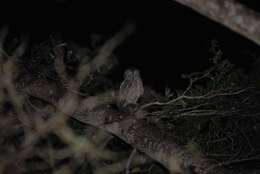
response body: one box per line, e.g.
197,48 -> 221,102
126,148 -> 137,174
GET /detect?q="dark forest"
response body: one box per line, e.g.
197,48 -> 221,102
0,1 -> 260,174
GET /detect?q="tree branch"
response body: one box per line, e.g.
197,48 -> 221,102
19,77 -> 230,174
172,0 -> 260,46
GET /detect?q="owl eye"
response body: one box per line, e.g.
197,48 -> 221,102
124,70 -> 133,78
133,70 -> 140,77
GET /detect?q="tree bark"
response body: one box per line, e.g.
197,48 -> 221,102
19,79 -> 230,174
172,0 -> 260,46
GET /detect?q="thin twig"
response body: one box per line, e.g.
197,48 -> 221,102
126,148 -> 137,174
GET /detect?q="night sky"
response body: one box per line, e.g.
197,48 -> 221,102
1,0 -> 260,91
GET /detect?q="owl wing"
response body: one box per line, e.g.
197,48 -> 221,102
126,76 -> 144,105
117,79 -> 131,107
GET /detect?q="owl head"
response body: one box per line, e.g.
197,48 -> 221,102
124,68 -> 141,80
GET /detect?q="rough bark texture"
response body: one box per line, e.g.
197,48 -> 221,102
172,0 -> 260,46
19,79 -> 230,174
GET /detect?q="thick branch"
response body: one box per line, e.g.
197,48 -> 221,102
173,0 -> 260,46
73,110 -> 229,174
19,79 -> 230,174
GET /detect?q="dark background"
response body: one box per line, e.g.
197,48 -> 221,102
1,0 -> 260,91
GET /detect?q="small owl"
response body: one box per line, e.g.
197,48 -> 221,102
117,69 -> 144,111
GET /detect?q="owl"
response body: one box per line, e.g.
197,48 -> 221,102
117,69 -> 144,111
